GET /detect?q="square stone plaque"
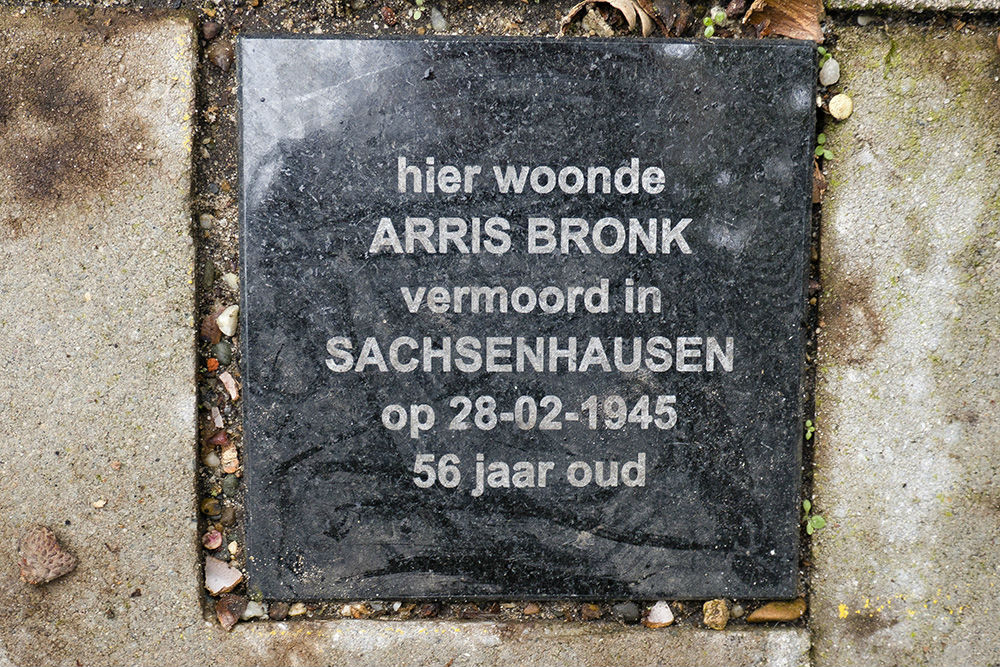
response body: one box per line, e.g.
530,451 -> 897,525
239,37 -> 815,600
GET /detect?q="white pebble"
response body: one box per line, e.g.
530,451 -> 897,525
203,450 -> 221,467
645,600 -> 674,627
199,213 -> 214,230
221,272 -> 239,291
829,93 -> 854,120
819,58 -> 840,87
430,7 -> 449,32
288,602 -> 308,617
242,601 -> 266,620
857,14 -> 875,26
204,555 -> 243,595
216,305 -> 239,337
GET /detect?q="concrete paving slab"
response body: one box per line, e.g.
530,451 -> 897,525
0,8 -> 201,666
223,622 -> 811,667
826,0 -> 1000,13
813,26 -> 1000,667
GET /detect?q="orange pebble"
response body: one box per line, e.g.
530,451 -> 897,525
206,358 -> 219,371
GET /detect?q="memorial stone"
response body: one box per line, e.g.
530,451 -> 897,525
239,37 -> 815,599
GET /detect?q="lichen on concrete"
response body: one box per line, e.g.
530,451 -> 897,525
813,26 -> 1000,666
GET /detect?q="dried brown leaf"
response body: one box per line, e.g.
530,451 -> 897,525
635,0 -> 678,35
812,159 -> 827,203
559,0 -> 594,33
607,0 -> 638,30
654,0 -> 694,35
200,307 -> 224,345
636,5 -> 654,36
559,0 -> 680,36
742,0 -> 824,43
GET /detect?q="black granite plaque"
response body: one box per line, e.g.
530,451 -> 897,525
239,37 -> 815,600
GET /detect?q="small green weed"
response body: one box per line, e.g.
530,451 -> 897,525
702,8 -> 726,38
814,134 -> 833,161
802,499 -> 827,535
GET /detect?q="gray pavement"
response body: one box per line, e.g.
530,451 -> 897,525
826,0 -> 1000,12
2,7 -> 999,667
0,9 -> 807,666
813,25 -> 1000,667
0,8 -> 202,666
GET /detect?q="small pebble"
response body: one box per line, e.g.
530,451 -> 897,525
269,601 -> 290,620
204,555 -> 243,595
216,594 -> 246,631
203,450 -> 221,467
430,7 -> 449,31
522,602 -> 541,615
207,430 -> 228,447
732,603 -> 745,618
643,600 -> 674,628
829,93 -> 853,120
580,603 -> 602,620
392,601 -> 403,612
18,525 -> 77,585
212,341 -> 232,366
746,598 -> 807,622
216,305 -> 239,337
206,40 -> 234,72
221,272 -> 239,291
340,602 -> 372,618
819,58 -> 840,86
92,497 -> 107,509
202,529 -> 223,550
856,14 -> 875,26
242,600 -> 266,620
211,406 -> 224,429
288,602 -> 308,617
199,213 -> 214,229
612,601 -> 641,624
220,442 -> 239,474
227,541 -> 238,555
219,505 -> 236,526
703,599 -> 730,630
219,371 -> 240,401
200,498 -> 222,516
202,21 -> 221,40
222,474 -> 239,497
